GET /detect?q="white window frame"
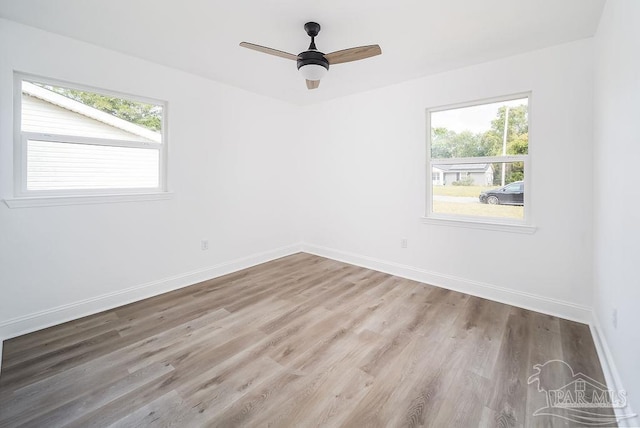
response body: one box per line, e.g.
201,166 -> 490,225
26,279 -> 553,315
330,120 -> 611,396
422,93 -> 536,234
5,72 -> 171,208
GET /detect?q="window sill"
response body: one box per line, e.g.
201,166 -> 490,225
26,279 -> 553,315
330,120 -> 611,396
4,192 -> 173,208
421,216 -> 537,234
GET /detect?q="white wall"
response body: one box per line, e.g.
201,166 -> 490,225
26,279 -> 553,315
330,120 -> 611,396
1,9 -> 636,417
0,19 -> 302,339
301,39 -> 595,321
593,0 -> 640,420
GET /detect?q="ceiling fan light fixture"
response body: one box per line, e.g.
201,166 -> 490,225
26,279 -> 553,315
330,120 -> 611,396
299,63 -> 328,80
297,50 -> 329,81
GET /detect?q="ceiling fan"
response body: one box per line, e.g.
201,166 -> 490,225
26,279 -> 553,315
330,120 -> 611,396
240,22 -> 382,90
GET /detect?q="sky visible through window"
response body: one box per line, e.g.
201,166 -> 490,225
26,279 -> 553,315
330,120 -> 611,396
432,98 -> 528,134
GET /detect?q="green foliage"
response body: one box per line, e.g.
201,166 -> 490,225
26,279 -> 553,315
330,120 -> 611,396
508,133 -> 528,155
491,161 -> 524,186
490,105 -> 528,142
431,128 -> 495,158
452,175 -> 475,186
506,161 -> 524,182
36,84 -> 162,132
483,104 -> 529,157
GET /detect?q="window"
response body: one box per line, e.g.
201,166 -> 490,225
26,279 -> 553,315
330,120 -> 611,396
504,182 -> 523,193
11,74 -> 167,204
425,94 -> 532,230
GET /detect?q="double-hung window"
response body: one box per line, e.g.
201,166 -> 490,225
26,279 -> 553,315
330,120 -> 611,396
10,74 -> 168,206
425,94 -> 533,232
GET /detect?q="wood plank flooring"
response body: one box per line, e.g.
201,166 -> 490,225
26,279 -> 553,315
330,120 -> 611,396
0,253 -> 615,427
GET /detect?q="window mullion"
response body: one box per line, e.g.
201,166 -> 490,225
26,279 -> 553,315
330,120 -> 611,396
22,132 -> 158,150
431,155 -> 527,165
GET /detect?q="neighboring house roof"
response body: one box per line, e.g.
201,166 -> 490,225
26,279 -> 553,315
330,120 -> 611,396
433,163 -> 491,172
22,82 -> 161,143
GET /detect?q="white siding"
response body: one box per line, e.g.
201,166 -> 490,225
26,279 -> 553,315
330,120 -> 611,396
22,94 -> 155,143
27,140 -> 159,190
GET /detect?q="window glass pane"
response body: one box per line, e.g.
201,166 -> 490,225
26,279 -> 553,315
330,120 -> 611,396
27,140 -> 159,190
430,98 -> 528,159
431,162 -> 524,220
22,81 -> 162,143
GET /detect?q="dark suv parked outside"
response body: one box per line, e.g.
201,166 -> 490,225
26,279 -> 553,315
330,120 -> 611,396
479,181 -> 524,205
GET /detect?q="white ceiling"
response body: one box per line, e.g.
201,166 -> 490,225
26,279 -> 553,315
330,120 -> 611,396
0,0 -> 606,105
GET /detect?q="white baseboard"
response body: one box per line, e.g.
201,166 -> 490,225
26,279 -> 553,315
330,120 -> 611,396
0,243 -> 302,373
301,243 -> 592,323
590,315 -> 638,427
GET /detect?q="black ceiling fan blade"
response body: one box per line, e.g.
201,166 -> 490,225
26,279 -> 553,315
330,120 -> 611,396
306,80 -> 320,90
325,45 -> 382,65
239,42 -> 299,61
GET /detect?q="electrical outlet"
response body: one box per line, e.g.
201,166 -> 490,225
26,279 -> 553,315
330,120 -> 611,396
401,238 -> 408,248
201,240 -> 209,251
612,308 -> 618,329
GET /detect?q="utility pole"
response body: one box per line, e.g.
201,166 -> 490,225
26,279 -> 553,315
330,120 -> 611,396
501,106 -> 510,186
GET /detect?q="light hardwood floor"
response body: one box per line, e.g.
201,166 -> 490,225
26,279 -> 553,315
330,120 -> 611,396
0,253 -> 615,427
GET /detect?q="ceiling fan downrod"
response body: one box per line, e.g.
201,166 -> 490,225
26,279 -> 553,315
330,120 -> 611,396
304,22 -> 321,51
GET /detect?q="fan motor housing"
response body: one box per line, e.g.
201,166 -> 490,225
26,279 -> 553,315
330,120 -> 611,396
297,50 -> 329,72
